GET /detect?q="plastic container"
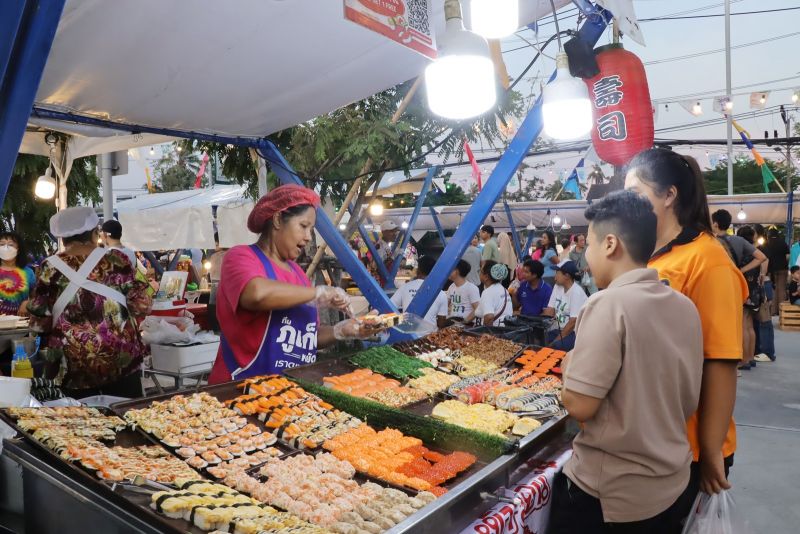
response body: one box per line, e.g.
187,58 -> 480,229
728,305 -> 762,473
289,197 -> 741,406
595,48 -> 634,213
0,376 -> 31,407
150,342 -> 219,374
0,316 -> 20,329
150,299 -> 188,317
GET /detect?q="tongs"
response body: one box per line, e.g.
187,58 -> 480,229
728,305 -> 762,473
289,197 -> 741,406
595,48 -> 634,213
111,474 -> 172,494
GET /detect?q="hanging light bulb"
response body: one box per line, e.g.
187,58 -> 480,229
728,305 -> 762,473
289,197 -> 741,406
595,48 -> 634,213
561,219 -> 571,231
793,90 -> 799,104
34,167 -> 56,200
177,145 -> 183,153
401,220 -> 409,230
425,0 -> 496,119
757,236 -> 765,246
369,200 -> 384,216
149,147 -> 155,156
338,223 -> 347,231
543,52 -> 592,139
470,0 -> 518,39
692,102 -> 703,115
737,207 -> 747,221
552,213 -> 562,226
203,260 -> 212,271
724,99 -> 734,111
759,94 -> 766,105
526,221 -> 536,231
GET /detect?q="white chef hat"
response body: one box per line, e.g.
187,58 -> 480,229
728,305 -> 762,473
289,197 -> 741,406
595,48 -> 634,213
50,206 -> 100,238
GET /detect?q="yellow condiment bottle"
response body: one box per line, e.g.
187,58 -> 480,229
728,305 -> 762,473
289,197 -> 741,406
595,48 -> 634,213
10,346 -> 34,379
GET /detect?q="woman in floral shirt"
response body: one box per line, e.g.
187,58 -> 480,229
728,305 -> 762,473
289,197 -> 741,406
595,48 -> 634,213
28,207 -> 151,398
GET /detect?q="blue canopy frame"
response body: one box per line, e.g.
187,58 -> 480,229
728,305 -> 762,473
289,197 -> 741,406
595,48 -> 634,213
0,1 -> 617,324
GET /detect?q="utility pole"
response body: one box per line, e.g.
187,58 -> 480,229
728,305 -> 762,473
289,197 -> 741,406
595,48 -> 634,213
724,0 -> 733,195
100,152 -> 113,221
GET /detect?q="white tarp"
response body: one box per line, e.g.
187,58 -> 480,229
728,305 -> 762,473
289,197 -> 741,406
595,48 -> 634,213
118,206 -> 215,251
117,185 -> 248,250
33,0 -> 570,138
380,193 -> 799,234
216,201 -> 258,249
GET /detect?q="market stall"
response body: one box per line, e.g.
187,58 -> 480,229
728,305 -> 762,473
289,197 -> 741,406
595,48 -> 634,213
1,327 -> 573,534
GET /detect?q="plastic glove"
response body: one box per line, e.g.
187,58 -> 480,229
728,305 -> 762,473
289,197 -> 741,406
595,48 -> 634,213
313,286 -> 350,311
333,318 -> 389,340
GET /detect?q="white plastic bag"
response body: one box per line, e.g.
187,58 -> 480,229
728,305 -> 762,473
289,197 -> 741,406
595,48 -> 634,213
681,491 -> 752,534
140,316 -> 200,345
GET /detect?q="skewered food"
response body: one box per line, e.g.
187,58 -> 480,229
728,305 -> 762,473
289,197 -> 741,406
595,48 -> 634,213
431,400 -> 518,436
323,423 -> 476,493
323,369 -> 427,408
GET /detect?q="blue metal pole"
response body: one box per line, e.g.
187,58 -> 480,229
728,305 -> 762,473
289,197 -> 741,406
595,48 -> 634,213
257,140 -> 396,313
389,167 -> 436,280
523,232 -> 537,258
0,0 -> 67,207
503,200 -> 523,259
30,107 -> 264,148
407,9 -> 609,317
429,207 -> 448,247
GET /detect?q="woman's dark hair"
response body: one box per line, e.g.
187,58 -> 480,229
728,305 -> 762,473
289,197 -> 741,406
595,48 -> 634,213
0,231 -> 28,268
62,229 -> 97,246
264,204 -> 315,236
736,225 -> 755,244
626,148 -> 712,234
752,223 -> 766,238
541,230 -> 557,251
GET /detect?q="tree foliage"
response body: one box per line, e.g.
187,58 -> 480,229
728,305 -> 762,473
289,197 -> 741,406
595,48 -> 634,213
703,157 -> 797,195
1,154 -> 101,255
152,148 -> 204,192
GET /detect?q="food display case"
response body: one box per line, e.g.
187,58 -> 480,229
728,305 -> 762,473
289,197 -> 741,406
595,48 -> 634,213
0,328 -> 572,534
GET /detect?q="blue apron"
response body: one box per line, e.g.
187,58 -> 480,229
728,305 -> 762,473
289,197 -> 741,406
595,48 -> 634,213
219,245 -> 317,380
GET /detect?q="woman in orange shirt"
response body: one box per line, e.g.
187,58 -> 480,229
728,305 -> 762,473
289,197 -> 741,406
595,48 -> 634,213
625,149 -> 747,510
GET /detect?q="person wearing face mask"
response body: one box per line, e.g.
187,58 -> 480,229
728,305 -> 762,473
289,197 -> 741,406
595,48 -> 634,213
208,185 -> 384,384
27,207 -> 152,398
0,232 -> 34,316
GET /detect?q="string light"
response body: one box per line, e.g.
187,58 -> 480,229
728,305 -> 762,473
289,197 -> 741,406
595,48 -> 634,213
552,213 -> 562,226
338,223 -> 347,231
369,200 -> 384,216
149,147 -> 155,156
425,0 -> 496,119
737,206 -> 747,221
692,102 -> 703,115
401,221 -> 409,230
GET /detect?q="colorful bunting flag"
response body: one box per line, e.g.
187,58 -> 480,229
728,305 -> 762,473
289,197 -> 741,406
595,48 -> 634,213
732,119 -> 778,192
464,140 -> 482,191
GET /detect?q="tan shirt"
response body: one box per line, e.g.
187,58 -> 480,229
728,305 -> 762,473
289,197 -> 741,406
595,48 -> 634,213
563,268 -> 703,523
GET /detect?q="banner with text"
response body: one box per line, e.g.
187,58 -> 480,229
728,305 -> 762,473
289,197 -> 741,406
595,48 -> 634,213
344,0 -> 436,59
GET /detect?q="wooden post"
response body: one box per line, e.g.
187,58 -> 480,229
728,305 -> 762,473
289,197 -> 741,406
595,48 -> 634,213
306,78 -> 422,277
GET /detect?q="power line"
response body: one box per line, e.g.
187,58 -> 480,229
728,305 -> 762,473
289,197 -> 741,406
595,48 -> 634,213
640,6 -> 800,21
652,75 -> 800,104
644,31 -> 800,66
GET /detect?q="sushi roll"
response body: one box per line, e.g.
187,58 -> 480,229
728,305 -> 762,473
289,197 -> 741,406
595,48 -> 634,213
187,456 -> 208,470
216,449 -> 235,462
176,447 -> 196,459
202,451 -> 222,465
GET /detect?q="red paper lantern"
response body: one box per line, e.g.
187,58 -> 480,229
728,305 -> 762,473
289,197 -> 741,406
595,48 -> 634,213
585,44 -> 654,167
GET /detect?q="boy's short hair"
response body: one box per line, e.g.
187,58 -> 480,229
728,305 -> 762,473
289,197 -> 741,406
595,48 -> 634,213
523,259 -> 544,278
417,256 -> 436,276
455,259 -> 471,278
711,209 -> 733,231
791,265 -> 800,274
584,190 -> 657,264
481,224 -> 495,236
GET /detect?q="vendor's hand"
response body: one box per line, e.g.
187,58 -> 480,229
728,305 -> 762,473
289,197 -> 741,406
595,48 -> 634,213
333,318 -> 389,340
313,286 -> 350,311
699,450 -> 731,494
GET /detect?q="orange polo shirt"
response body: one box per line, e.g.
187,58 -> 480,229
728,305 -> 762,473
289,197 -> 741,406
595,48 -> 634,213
649,230 -> 748,461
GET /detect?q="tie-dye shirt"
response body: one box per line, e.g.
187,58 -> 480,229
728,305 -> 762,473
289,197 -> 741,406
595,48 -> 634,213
0,266 -> 35,315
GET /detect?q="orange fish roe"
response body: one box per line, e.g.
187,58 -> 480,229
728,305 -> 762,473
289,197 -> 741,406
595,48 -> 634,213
323,424 -> 476,493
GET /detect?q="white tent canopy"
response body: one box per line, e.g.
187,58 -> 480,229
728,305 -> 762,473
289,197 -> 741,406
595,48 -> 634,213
33,0 -> 569,139
116,185 -> 255,251
379,194 -> 799,236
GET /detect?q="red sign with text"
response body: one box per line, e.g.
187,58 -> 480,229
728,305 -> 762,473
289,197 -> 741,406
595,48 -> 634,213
344,0 -> 437,59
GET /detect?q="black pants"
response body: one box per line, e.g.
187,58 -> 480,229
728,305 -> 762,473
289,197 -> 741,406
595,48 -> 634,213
548,472 -> 688,534
64,372 -> 143,400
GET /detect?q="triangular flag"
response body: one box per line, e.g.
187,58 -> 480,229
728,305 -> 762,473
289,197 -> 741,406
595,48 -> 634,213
595,0 -> 646,46
432,178 -> 447,192
679,100 -> 703,116
750,91 -> 770,109
464,140 -> 482,191
762,163 -> 777,192
584,143 -> 600,164
712,96 -> 732,114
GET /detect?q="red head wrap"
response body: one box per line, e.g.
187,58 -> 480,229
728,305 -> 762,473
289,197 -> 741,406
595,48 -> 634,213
247,185 -> 321,233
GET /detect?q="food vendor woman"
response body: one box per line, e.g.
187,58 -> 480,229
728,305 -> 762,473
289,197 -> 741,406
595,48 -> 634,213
209,185 -> 376,384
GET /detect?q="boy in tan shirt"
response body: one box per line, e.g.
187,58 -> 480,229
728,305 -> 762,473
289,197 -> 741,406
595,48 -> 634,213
549,191 -> 704,534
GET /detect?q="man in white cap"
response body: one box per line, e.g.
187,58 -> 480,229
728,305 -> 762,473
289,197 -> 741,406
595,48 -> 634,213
27,207 -> 151,398
374,220 -> 403,287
